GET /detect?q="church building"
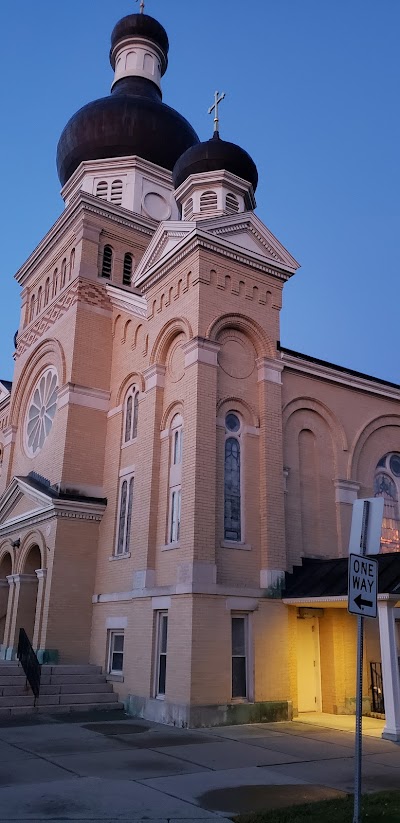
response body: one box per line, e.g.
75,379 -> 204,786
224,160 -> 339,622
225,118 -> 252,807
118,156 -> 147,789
1,9 -> 400,738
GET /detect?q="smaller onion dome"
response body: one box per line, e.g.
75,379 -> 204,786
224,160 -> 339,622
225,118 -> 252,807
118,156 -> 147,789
173,132 -> 258,192
110,13 -> 169,74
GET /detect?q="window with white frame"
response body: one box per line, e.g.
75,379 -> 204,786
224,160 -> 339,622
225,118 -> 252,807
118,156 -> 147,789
116,474 -> 134,555
155,612 -> 168,697
231,614 -> 248,699
124,386 -> 139,444
224,412 -> 242,541
167,414 -> 183,544
108,631 -> 124,674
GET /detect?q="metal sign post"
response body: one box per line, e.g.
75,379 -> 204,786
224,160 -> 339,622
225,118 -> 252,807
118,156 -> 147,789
347,500 -> 380,823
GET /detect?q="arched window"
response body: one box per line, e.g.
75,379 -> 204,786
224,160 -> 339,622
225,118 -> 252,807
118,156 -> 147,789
123,253 -> 133,286
111,179 -> 123,205
224,412 -> 242,541
124,386 -> 139,443
52,268 -> 58,297
69,248 -> 75,279
168,414 -> 183,544
61,258 -> 67,288
37,287 -> 42,314
183,198 -> 193,220
29,294 -> 35,323
374,452 -> 400,552
101,245 -> 113,279
200,190 -> 217,214
116,474 -> 134,556
96,180 -> 108,199
226,193 -> 239,214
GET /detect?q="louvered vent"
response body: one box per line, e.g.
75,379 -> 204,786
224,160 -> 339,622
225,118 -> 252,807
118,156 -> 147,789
200,190 -> 217,214
111,180 -> 123,205
123,253 -> 133,286
226,193 -> 239,214
96,181 -> 108,199
183,198 -> 193,220
101,245 -> 113,278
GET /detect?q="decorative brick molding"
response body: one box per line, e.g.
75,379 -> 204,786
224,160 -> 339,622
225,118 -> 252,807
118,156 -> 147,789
143,364 -> 166,391
256,357 -> 284,384
16,280 -> 112,357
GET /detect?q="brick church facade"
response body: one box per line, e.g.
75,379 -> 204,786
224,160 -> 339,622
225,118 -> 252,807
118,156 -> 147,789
1,9 -> 400,736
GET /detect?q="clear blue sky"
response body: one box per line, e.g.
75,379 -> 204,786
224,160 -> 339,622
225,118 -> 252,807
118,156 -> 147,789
1,1 -> 399,383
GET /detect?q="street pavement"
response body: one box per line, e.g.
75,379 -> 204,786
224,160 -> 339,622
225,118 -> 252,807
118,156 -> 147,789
0,710 -> 398,821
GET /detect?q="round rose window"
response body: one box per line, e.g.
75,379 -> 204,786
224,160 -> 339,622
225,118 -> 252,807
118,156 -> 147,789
26,369 -> 58,456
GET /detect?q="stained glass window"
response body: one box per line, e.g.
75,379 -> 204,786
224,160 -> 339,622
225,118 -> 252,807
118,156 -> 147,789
224,436 -> 241,541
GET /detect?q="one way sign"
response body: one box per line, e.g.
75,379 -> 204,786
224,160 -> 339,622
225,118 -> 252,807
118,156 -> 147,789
348,554 -> 378,618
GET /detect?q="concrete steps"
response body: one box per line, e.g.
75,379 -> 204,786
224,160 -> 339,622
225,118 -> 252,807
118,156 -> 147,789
0,662 -> 123,717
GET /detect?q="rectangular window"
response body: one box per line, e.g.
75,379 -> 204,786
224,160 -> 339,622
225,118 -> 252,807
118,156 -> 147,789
231,615 -> 248,699
156,612 -> 168,697
115,474 -> 134,555
169,488 -> 181,543
108,631 -> 124,674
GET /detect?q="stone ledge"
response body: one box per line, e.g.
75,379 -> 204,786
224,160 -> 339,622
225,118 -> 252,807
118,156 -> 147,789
125,695 -> 293,728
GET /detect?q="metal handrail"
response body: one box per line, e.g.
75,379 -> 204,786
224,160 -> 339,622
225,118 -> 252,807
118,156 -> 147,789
17,628 -> 41,700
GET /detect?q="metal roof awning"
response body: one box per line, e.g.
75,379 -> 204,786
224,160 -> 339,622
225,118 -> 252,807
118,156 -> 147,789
282,553 -> 400,607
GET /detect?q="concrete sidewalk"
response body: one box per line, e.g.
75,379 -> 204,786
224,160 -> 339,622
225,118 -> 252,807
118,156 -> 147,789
0,710 -> 398,821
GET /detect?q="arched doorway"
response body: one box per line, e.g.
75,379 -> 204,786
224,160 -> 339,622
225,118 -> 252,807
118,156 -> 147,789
0,553 -> 12,647
17,545 -> 41,644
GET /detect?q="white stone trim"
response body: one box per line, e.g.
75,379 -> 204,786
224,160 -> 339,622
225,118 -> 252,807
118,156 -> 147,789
183,337 -> 220,368
108,404 -> 123,419
92,582 -> 266,603
144,364 -> 166,391
109,552 -> 131,562
220,540 -> 251,551
256,357 -> 284,384
260,569 -> 285,590
106,284 -> 147,318
334,479 -> 361,504
58,383 -> 110,412
152,596 -> 171,610
225,597 -> 259,612
119,464 -> 136,478
2,426 -> 17,446
106,616 -> 128,630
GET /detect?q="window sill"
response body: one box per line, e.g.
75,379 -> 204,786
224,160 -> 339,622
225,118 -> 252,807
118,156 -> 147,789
109,552 -> 131,561
161,541 -> 180,551
155,693 -> 165,700
220,540 -> 251,551
106,673 -> 124,683
121,439 -> 137,450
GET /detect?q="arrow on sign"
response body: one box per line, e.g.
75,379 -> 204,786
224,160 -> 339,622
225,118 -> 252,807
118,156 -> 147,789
354,594 -> 373,609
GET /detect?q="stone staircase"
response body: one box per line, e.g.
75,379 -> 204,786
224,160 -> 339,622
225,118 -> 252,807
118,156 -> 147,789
0,662 -> 124,717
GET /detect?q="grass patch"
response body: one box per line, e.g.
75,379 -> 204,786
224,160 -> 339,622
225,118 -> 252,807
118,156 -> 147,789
235,791 -> 400,822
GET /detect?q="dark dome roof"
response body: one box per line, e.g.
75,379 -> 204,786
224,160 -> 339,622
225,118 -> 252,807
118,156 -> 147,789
110,14 -> 169,72
173,132 -> 258,192
57,78 -> 199,186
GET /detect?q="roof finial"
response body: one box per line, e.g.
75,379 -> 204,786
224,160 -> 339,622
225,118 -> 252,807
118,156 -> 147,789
208,90 -> 226,135
136,0 -> 145,12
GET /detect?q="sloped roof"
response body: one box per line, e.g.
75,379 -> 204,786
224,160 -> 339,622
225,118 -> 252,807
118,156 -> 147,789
284,554 -> 400,598
0,381 -> 12,393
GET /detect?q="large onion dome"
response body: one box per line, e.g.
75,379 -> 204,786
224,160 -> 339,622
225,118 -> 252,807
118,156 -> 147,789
173,132 -> 258,192
56,14 -> 199,187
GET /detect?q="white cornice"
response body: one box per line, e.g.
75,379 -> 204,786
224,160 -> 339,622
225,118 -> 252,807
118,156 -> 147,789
106,284 -> 147,318
15,192 -> 157,287
174,168 -> 256,210
281,352 -> 400,401
0,476 -> 106,535
135,227 -> 296,291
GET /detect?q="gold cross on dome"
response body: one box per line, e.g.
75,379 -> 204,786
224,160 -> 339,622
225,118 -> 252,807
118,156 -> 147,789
136,0 -> 145,13
208,90 -> 226,134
